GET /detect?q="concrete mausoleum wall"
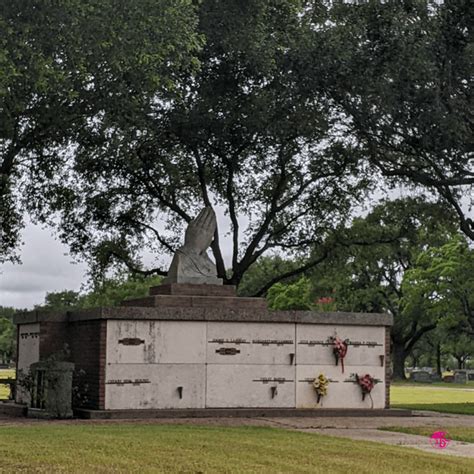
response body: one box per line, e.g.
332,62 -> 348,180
105,320 -> 387,410
14,301 -> 392,412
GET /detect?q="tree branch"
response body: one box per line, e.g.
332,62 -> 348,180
251,250 -> 330,297
107,250 -> 167,277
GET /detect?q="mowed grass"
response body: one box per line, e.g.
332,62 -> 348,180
0,424 -> 473,473
0,369 -> 15,400
381,426 -> 474,444
394,381 -> 474,389
391,384 -> 474,415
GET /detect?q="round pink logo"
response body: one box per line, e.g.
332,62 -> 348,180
430,431 -> 451,449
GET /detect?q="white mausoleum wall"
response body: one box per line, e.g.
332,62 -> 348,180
16,323 -> 40,404
105,320 -> 387,410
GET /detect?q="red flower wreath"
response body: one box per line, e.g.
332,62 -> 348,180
331,336 -> 348,373
356,374 -> 375,402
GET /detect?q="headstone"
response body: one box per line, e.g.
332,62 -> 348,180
411,371 -> 432,383
454,370 -> 468,384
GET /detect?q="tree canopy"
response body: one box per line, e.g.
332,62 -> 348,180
39,275 -> 163,310
323,0 -> 473,239
0,0 -> 202,263
1,0 -> 472,288
30,0 -> 368,287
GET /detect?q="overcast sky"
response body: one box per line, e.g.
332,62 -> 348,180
0,222 -> 87,309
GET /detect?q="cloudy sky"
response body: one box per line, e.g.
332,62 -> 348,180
0,222 -> 87,309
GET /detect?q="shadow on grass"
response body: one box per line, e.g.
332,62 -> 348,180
392,403 -> 474,416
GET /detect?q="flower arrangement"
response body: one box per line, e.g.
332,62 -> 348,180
355,373 -> 379,408
330,336 -> 349,373
356,374 -> 375,399
312,373 -> 329,404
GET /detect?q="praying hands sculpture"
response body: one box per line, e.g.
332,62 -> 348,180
164,207 -> 222,285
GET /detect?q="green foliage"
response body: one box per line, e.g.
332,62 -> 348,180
443,333 -> 474,369
0,0 -> 202,263
82,275 -> 163,308
0,316 -> 14,364
267,278 -> 312,311
324,0 -> 474,240
237,256 -> 301,297
0,307 -> 22,364
308,197 -> 458,378
37,275 -> 163,310
42,291 -> 84,310
402,235 -> 474,337
7,1 -> 369,287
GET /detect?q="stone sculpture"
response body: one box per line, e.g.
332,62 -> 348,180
164,207 -> 222,285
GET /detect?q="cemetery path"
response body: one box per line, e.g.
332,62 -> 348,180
295,428 -> 474,459
259,412 -> 474,459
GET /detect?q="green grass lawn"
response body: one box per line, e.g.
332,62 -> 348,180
0,424 -> 472,473
393,381 -> 474,389
381,426 -> 474,444
390,383 -> 474,415
0,368 -> 15,400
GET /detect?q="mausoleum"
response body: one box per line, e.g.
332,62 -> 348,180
14,208 -> 393,417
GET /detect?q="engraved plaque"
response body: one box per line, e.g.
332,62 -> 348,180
215,347 -> 240,355
119,338 -> 145,346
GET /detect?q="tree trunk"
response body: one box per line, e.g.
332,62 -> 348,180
436,343 -> 442,376
392,344 -> 408,380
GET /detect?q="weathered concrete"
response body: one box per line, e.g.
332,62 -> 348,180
206,364 -> 296,408
15,307 -> 392,326
73,407 -> 412,419
29,361 -> 75,419
107,320 -> 207,364
296,365 -> 385,409
105,364 -> 206,410
120,294 -> 268,310
206,321 -> 295,365
150,283 -> 237,296
102,318 -> 388,410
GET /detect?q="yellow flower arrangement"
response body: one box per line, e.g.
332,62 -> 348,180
312,373 -> 329,403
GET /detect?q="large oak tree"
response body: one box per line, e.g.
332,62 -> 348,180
26,1 -> 369,285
